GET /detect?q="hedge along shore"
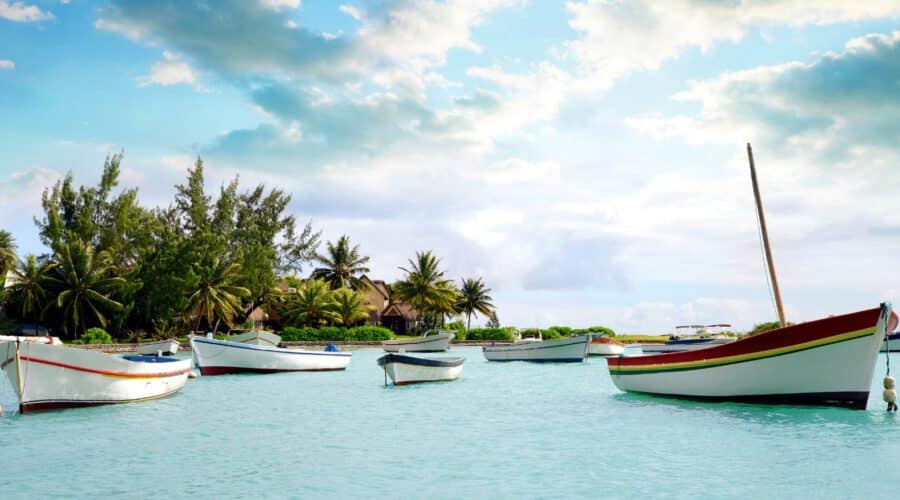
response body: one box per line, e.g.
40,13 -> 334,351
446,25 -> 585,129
70,340 -> 515,353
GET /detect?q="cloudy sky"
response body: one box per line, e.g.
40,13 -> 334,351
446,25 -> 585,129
1,1 -> 898,333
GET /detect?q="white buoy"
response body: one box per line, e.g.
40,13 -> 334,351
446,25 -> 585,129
883,375 -> 897,412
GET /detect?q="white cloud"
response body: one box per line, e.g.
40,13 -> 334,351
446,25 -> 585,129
565,0 -> 900,90
0,59 -> 13,69
0,0 -> 54,22
138,51 -> 198,87
259,0 -> 300,11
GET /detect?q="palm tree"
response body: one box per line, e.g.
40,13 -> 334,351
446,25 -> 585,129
51,241 -> 126,338
331,287 -> 374,326
4,255 -> 57,329
286,279 -> 338,326
311,235 -> 370,289
393,251 -> 456,329
0,229 -> 17,285
187,258 -> 251,333
456,277 -> 495,332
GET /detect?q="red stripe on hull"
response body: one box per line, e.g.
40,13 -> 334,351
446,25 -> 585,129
611,307 -> 888,368
198,366 -> 347,375
20,356 -> 191,378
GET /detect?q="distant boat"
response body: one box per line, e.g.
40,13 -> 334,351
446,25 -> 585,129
189,335 -> 351,375
377,353 -> 465,385
382,330 -> 454,353
1,340 -> 191,414
227,330 -> 281,347
881,332 -> 900,352
483,334 -> 589,362
639,324 -> 735,354
136,339 -> 180,356
588,334 -> 625,356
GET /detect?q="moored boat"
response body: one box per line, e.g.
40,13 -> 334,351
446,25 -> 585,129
377,353 -> 465,385
880,331 -> 900,352
1,340 -> 191,414
607,304 -> 897,409
190,335 -> 352,375
136,339 -> 180,356
588,334 -> 625,356
227,330 -> 281,347
483,334 -> 589,362
639,324 -> 735,354
382,330 -> 454,353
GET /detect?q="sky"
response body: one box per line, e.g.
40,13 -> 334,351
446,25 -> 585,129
1,0 -> 898,333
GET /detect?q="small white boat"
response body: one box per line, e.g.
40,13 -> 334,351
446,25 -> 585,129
377,353 -> 465,385
483,334 -> 589,362
639,324 -> 736,354
588,334 -> 625,356
190,335 -> 351,375
227,330 -> 281,347
382,330 -> 454,353
136,339 -> 180,356
1,339 -> 191,414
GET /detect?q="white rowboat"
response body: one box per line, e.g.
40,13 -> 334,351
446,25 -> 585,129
136,339 -> 180,356
377,353 -> 465,385
382,331 -> 454,353
227,330 -> 282,347
483,334 -> 589,362
1,340 -> 191,414
190,336 -> 351,375
588,335 -> 625,356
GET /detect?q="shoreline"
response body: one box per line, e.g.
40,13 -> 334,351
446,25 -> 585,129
69,340 -> 517,353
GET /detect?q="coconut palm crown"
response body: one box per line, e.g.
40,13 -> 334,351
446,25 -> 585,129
187,258 -> 251,333
50,240 -> 125,338
393,251 -> 458,328
311,235 -> 370,289
0,229 -> 17,284
456,277 -> 495,332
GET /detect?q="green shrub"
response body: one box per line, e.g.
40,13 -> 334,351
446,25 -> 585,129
80,327 -> 113,344
444,321 -> 466,341
572,326 -> 616,337
466,327 -> 515,341
346,326 -> 394,341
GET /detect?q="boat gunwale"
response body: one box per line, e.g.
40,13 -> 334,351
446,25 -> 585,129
191,337 -> 352,356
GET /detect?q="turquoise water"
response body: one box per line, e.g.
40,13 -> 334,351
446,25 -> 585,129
2,347 -> 899,499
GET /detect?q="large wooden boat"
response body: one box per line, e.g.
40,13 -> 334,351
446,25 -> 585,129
1,340 -> 191,414
377,353 -> 465,385
607,305 -> 896,409
189,335 -> 351,375
483,334 -> 589,362
382,330 -> 454,353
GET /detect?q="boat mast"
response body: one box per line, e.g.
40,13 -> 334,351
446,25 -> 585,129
747,143 -> 786,327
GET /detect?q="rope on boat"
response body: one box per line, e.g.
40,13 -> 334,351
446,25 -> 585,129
883,309 -> 897,412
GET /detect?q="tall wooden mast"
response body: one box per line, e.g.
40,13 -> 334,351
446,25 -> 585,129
747,143 -> 786,327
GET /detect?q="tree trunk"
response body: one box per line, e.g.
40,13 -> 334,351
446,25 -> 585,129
467,313 -> 471,333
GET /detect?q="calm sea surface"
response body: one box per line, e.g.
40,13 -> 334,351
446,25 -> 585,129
2,347 -> 899,499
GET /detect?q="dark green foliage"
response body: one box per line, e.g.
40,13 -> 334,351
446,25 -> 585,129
445,320 -> 466,340
572,326 -> 616,337
79,327 -> 113,344
546,326 -> 572,338
748,321 -> 792,336
280,325 -> 394,341
465,327 -> 516,341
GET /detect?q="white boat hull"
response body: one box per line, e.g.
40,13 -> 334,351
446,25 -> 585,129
589,341 -> 625,356
378,354 -> 465,385
1,340 -> 191,414
190,336 -> 351,375
227,331 -> 282,347
606,304 -> 896,409
136,339 -> 180,356
483,335 -> 589,362
382,332 -> 454,353
639,338 -> 735,354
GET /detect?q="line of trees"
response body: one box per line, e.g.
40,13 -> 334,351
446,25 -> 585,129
0,155 -> 497,340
